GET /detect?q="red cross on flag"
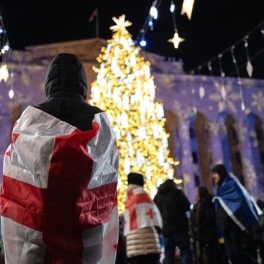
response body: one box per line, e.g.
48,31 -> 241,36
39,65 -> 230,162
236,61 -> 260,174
124,187 -> 162,236
1,106 -> 119,264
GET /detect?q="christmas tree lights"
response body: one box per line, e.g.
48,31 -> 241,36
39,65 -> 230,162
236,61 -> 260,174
90,15 -> 177,212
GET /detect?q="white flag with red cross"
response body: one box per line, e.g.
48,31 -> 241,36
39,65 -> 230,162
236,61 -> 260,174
124,187 -> 162,236
1,106 -> 119,264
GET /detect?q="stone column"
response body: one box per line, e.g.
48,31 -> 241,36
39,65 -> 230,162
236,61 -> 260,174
238,119 -> 264,199
179,119 -> 196,203
208,120 -> 223,165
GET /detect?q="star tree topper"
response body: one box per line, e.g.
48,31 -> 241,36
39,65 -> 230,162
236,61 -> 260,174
168,32 -> 185,49
110,15 -> 132,33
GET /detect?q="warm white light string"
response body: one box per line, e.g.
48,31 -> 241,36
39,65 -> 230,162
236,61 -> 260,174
190,20 -> 264,75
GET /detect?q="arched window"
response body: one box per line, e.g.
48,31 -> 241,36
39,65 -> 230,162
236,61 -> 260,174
218,112 -> 244,184
189,112 -> 213,191
247,113 -> 264,180
165,111 -> 181,182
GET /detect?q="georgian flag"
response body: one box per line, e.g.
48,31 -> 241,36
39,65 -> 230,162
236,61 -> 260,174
124,187 -> 162,236
1,106 -> 119,264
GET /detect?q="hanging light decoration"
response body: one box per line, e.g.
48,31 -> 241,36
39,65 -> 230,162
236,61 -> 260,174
140,39 -> 147,47
181,0 -> 195,20
168,32 -> 185,49
170,0 -> 176,13
0,64 -> 9,82
150,1 -> 158,20
9,89 -> 14,99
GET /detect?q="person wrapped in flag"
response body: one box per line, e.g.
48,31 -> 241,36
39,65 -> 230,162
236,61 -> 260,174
124,173 -> 162,264
212,164 -> 260,264
1,53 -> 119,264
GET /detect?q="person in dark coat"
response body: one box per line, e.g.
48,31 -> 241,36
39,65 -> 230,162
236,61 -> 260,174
34,53 -> 102,130
212,164 -> 258,264
154,179 -> 193,264
196,186 -> 222,264
190,202 -> 200,264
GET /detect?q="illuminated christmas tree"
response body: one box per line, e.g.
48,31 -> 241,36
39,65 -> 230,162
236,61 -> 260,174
90,15 -> 176,212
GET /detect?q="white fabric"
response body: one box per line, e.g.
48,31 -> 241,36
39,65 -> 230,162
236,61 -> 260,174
4,106 -> 75,189
2,107 -> 119,264
135,203 -> 163,230
87,113 -> 119,190
2,217 -> 46,264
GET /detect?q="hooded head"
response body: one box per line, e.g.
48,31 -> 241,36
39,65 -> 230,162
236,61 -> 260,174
198,186 -> 209,200
157,179 -> 176,194
127,173 -> 144,187
212,164 -> 228,186
45,53 -> 88,100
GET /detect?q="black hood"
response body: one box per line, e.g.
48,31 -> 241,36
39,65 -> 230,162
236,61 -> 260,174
158,179 -> 176,194
45,53 -> 88,100
212,164 -> 229,187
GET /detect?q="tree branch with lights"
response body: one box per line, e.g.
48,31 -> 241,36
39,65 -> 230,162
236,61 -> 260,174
89,15 -> 180,213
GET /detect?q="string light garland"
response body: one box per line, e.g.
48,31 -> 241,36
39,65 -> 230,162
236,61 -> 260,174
190,20 -> 264,76
90,15 -> 179,212
136,0 -> 163,44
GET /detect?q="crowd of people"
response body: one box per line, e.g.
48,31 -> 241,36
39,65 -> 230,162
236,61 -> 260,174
116,165 -> 264,264
1,54 -> 263,264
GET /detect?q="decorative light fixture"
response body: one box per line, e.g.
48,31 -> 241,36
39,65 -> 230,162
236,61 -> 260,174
170,1 -> 176,13
0,64 -> 9,82
181,0 -> 195,20
140,39 -> 147,47
109,15 -> 132,32
3,44 -> 9,51
150,2 -> 158,20
9,89 -> 14,99
168,32 -> 185,49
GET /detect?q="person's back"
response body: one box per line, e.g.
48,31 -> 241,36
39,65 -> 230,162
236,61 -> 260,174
1,53 -> 119,264
154,179 -> 193,264
154,179 -> 190,235
124,173 -> 162,264
212,164 -> 258,264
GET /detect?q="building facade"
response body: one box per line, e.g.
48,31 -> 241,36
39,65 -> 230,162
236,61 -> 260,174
1,38 -> 264,203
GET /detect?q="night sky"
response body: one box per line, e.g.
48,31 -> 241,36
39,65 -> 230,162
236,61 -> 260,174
1,0 -> 264,78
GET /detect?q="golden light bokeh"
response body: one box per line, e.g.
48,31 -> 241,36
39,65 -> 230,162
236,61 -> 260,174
90,15 -> 178,213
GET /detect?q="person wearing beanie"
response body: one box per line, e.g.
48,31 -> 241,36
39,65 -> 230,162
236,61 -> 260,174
212,164 -> 259,264
1,53 -> 119,263
124,172 -> 162,264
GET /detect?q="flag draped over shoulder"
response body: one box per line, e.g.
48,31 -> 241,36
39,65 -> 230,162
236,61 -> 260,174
213,174 -> 261,231
124,187 -> 162,236
1,106 -> 119,264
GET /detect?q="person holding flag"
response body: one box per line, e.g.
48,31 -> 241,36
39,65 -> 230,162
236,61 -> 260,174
212,164 -> 260,264
1,53 -> 119,264
124,172 -> 162,264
